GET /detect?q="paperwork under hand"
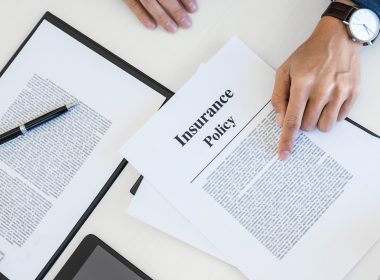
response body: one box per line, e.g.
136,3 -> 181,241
121,38 -> 380,280
0,20 -> 165,280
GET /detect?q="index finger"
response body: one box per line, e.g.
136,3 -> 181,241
278,83 -> 308,160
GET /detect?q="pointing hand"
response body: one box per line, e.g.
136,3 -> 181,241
272,17 -> 361,160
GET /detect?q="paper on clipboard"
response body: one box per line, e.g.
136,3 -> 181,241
0,16 -> 166,280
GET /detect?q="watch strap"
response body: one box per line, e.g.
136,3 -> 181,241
322,2 -> 358,22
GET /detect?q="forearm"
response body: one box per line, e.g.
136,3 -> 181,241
353,0 -> 380,16
335,0 -> 380,17
336,0 -> 356,5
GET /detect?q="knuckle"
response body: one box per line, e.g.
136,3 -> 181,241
294,74 -> 313,87
275,64 -> 288,79
141,0 -> 156,5
290,82 -> 305,95
157,13 -> 170,24
126,0 -> 140,9
280,138 -> 293,151
313,82 -> 333,98
351,86 -> 360,97
173,8 -> 187,20
309,93 -> 326,106
333,90 -> 345,102
335,84 -> 349,97
181,0 -> 193,6
313,88 -> 326,98
284,116 -> 300,131
292,78 -> 311,94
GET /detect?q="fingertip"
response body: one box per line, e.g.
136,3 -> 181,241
337,112 -> 348,122
318,123 -> 333,133
279,150 -> 291,161
144,20 -> 157,30
278,130 -> 296,161
179,16 -> 192,29
165,21 -> 178,33
337,116 -> 345,122
187,1 -> 198,13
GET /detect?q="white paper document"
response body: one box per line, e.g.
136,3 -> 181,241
121,38 -> 380,280
128,178 -> 227,261
127,62 -> 232,265
0,20 -> 165,280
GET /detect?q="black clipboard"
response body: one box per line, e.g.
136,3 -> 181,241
0,12 -> 173,280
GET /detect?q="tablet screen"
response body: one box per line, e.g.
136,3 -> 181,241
73,246 -> 144,280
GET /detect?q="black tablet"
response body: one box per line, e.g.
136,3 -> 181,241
55,235 -> 152,280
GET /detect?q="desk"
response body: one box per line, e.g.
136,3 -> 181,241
1,0 -> 380,279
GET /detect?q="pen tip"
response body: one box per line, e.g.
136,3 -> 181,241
66,101 -> 79,110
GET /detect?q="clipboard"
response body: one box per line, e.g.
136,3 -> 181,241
0,12 -> 173,280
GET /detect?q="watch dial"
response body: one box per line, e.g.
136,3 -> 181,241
349,9 -> 380,43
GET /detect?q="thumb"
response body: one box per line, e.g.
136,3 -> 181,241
271,65 -> 290,126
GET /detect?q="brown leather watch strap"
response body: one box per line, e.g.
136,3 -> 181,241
321,2 -> 358,22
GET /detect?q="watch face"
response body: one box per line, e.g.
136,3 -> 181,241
348,9 -> 380,43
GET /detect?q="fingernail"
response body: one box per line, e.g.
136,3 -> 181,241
145,21 -> 157,30
166,21 -> 178,33
180,17 -> 192,28
188,1 -> 198,12
279,151 -> 291,161
276,113 -> 283,126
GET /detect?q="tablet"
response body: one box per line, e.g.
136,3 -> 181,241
55,235 -> 152,280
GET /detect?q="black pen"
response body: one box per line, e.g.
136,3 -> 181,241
0,102 -> 78,145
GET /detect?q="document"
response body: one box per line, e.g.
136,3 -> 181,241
121,38 -> 380,280
0,20 -> 165,280
128,63 -> 232,264
128,178 -> 227,261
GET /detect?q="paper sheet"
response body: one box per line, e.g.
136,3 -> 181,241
127,62 -> 232,264
128,178 -> 227,262
121,38 -> 380,280
0,20 -> 165,280
128,54 -> 284,267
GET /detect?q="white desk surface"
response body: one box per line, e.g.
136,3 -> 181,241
1,0 -> 380,279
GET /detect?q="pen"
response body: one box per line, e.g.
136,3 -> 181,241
0,102 -> 78,145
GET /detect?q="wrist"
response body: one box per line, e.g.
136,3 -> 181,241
317,16 -> 362,51
322,0 -> 380,46
334,0 -> 357,6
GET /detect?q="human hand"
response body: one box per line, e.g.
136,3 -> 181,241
272,16 -> 362,160
123,0 -> 198,33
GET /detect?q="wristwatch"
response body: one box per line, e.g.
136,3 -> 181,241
322,1 -> 380,45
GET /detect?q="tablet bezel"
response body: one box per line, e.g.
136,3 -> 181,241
54,234 -> 153,280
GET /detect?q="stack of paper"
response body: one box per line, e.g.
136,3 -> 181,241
120,38 -> 380,280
